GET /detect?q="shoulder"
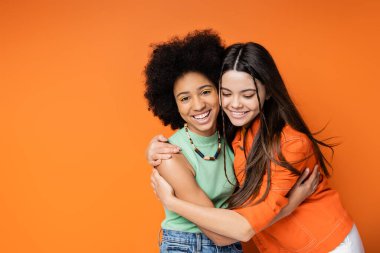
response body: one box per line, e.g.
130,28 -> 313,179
156,153 -> 197,192
280,125 -> 313,160
168,128 -> 198,165
157,153 -> 195,176
281,125 -> 309,142
168,128 -> 190,150
168,128 -> 185,143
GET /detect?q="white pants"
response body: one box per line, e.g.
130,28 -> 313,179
329,224 -> 364,253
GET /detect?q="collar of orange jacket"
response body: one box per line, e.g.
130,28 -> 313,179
233,117 -> 261,155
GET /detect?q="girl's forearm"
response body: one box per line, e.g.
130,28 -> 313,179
199,228 -> 239,246
266,195 -> 298,228
167,197 -> 254,242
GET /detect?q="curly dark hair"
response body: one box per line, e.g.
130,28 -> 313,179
144,29 -> 225,130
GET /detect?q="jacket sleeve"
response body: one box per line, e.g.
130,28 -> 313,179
233,134 -> 315,233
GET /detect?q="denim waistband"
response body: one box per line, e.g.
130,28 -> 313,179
161,229 -> 219,246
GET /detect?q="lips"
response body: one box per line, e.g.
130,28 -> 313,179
229,110 -> 248,119
192,110 -> 211,123
193,110 -> 210,119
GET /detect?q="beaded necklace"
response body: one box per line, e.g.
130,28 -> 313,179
184,123 -> 221,161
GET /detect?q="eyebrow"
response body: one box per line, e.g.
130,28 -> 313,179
176,84 -> 213,98
221,87 -> 256,93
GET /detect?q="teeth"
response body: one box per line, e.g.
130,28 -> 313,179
231,111 -> 246,116
193,111 -> 210,119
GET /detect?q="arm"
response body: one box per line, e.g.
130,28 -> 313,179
267,165 -> 319,227
152,164 -> 319,242
230,136 -> 318,234
155,153 -> 238,246
152,137 -> 319,241
152,169 -> 254,242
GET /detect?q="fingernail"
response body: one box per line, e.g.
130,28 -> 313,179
305,168 -> 309,173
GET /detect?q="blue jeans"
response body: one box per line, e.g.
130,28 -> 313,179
160,229 -> 243,253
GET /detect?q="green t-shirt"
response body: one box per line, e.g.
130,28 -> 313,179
161,127 -> 236,233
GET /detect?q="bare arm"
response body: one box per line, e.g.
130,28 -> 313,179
155,153 -> 238,246
151,164 -> 320,242
152,168 -> 254,242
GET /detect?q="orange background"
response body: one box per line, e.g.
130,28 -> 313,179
1,1 -> 379,252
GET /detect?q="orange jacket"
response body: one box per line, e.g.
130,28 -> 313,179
232,119 -> 353,253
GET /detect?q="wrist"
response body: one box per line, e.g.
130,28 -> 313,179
165,195 -> 177,211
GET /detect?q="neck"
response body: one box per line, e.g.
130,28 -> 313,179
187,124 -> 217,137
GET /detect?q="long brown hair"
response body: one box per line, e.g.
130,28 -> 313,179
220,43 -> 334,209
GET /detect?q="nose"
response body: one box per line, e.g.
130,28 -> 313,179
230,95 -> 242,109
192,96 -> 206,111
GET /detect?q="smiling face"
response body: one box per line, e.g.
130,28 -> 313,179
220,70 -> 267,127
173,72 -> 219,136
